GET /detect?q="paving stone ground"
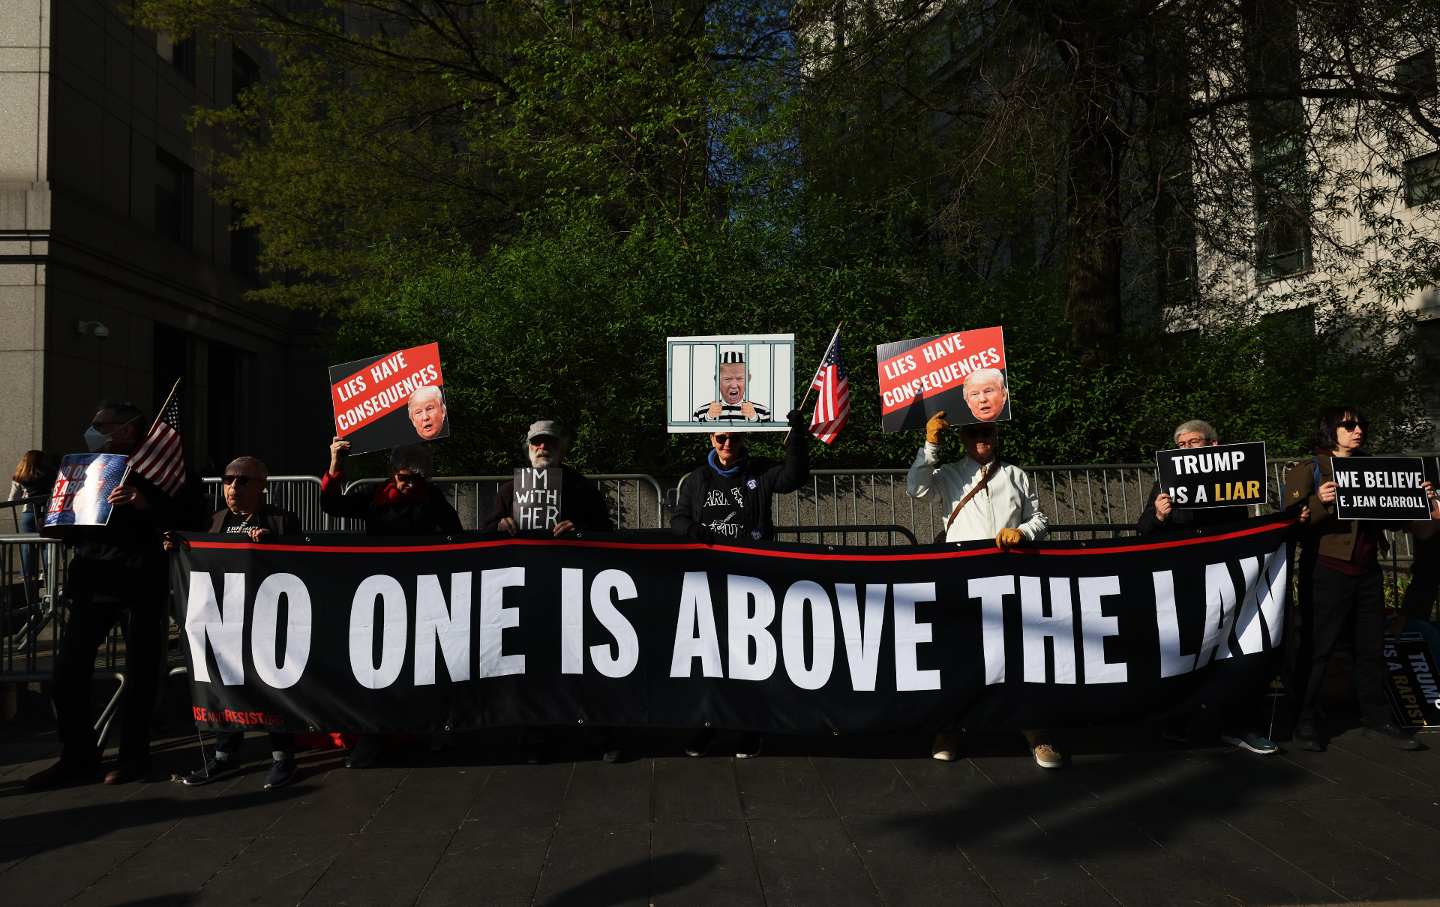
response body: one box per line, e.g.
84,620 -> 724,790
1,721 -> 1437,907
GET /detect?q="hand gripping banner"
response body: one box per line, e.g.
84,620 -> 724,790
171,519 -> 1296,735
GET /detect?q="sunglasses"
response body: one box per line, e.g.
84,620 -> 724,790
220,475 -> 252,487
713,434 -> 744,446
1338,420 -> 1369,431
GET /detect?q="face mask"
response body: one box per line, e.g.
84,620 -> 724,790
84,426 -> 110,453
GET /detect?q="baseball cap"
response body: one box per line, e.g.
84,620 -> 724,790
526,419 -> 568,444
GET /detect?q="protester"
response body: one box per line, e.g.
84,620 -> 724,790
481,420 -> 614,537
9,448 -> 57,582
321,438 -> 462,767
1283,406 -> 1437,752
26,403 -> 205,789
671,408 -> 809,757
1137,419 -> 1279,756
482,419 -> 617,762
907,414 -> 1060,769
169,456 -> 303,789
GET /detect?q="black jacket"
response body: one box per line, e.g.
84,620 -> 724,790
480,465 -> 614,532
671,433 -> 809,543
320,471 -> 463,536
207,503 -> 302,537
1136,481 -> 1248,535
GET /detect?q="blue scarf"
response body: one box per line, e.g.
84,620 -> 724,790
707,449 -> 744,477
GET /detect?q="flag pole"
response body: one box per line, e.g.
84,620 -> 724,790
786,321 -> 844,444
116,376 -> 183,490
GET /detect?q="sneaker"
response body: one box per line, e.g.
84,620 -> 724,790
735,734 -> 764,759
684,728 -> 715,758
1292,722 -> 1325,752
1031,743 -> 1063,770
24,757 -> 102,791
182,753 -> 239,787
264,757 -> 297,790
1221,731 -> 1279,756
601,747 -> 622,763
1363,722 -> 1424,751
931,733 -> 961,762
345,736 -> 382,769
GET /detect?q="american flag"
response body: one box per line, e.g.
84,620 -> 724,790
128,383 -> 187,495
808,328 -> 850,445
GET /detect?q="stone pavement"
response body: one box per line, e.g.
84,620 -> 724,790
1,724 -> 1438,907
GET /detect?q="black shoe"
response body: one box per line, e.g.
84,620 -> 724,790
735,733 -> 764,759
24,758 -> 102,791
345,736 -> 382,769
264,757 -> 298,789
684,728 -> 715,758
182,753 -> 239,786
1293,722 -> 1325,752
1363,722 -> 1424,751
104,760 -> 150,785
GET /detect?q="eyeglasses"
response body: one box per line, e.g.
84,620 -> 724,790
713,434 -> 743,446
393,471 -> 421,483
529,436 -> 558,447
220,475 -> 252,487
1338,420 -> 1369,431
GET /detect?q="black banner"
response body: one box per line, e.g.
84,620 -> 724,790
171,520 -> 1295,735
1333,457 -> 1430,520
1155,442 -> 1267,510
513,467 -> 562,531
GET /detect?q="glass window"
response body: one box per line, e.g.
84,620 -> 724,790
155,150 -> 193,248
1404,151 -> 1440,207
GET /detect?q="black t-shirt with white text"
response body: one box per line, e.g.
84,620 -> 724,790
696,470 -> 764,541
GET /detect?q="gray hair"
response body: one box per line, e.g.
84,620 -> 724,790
1173,420 -> 1218,444
225,456 -> 269,479
963,367 -> 1006,390
408,385 -> 444,410
389,444 -> 434,477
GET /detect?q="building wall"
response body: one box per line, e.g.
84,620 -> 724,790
0,0 -> 330,482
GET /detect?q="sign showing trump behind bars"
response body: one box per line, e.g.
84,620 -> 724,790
330,343 -> 449,455
667,334 -> 795,432
877,327 -> 1009,432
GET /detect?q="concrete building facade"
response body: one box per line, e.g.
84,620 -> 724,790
0,0 -> 329,482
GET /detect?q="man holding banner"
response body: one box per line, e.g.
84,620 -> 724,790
907,415 -> 1059,768
1284,407 -> 1438,752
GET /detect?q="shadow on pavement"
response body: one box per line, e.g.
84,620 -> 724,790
542,852 -> 718,907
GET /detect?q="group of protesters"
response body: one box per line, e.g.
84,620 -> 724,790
19,400 -> 1440,792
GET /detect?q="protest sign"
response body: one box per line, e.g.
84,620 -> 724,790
876,327 -> 1008,433
1385,633 -> 1440,730
42,453 -> 128,533
513,468 -> 562,531
330,343 -> 448,454
667,334 -> 795,432
1155,442 -> 1268,510
172,517 -> 1293,735
1332,457 -> 1431,520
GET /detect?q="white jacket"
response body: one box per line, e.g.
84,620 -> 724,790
907,444 -> 1048,543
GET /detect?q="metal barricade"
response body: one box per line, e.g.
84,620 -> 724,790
200,475 -> 327,530
340,473 -> 665,531
0,534 -> 65,679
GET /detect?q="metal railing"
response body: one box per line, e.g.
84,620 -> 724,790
341,473 -> 666,532
200,475 -> 327,530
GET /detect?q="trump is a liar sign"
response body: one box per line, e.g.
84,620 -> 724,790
1155,442 -> 1267,509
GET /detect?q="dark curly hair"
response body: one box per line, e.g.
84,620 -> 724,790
1312,405 -> 1367,454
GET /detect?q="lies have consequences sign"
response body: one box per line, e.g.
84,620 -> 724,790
330,343 -> 448,454
876,327 -> 1008,432
172,520 -> 1295,735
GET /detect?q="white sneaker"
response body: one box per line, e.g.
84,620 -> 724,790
1031,743 -> 1063,769
1221,731 -> 1278,755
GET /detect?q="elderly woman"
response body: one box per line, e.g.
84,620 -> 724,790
671,409 -> 809,757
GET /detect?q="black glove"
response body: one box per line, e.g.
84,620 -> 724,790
787,409 -> 807,432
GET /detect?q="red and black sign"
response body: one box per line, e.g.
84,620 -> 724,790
875,327 -> 1009,433
329,343 -> 448,454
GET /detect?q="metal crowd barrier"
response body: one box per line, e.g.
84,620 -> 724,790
341,473 -> 666,532
200,475 -> 327,530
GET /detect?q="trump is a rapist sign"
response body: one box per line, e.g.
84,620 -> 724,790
876,326 -> 1009,432
330,343 -> 449,454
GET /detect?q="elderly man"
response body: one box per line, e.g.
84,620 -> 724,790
27,402 -> 205,789
1137,420 -> 1250,533
1138,420 -> 1280,756
962,368 -> 1009,423
178,456 -> 304,789
481,420 -> 614,537
907,413 -> 1058,768
693,351 -> 772,423
408,385 -> 448,441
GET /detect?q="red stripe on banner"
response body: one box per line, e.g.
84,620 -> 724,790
185,518 -> 1295,561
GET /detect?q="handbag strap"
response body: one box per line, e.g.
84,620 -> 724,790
944,462 -> 994,532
